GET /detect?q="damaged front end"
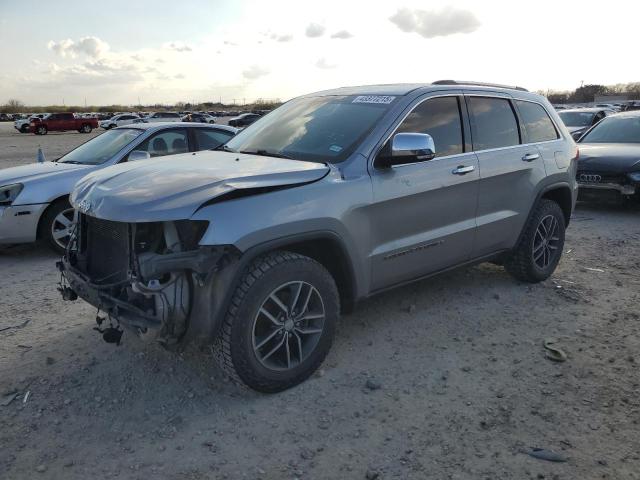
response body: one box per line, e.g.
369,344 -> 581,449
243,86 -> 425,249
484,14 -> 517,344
58,213 -> 235,346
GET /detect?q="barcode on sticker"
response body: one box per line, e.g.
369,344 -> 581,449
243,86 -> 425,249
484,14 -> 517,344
352,95 -> 396,104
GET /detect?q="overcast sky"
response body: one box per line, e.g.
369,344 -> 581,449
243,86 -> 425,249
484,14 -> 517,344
1,0 -> 639,106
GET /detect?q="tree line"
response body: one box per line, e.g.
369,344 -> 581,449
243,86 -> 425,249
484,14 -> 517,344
0,98 -> 283,114
540,82 -> 640,104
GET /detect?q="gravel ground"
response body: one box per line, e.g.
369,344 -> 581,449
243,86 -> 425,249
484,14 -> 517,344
1,122 -> 639,479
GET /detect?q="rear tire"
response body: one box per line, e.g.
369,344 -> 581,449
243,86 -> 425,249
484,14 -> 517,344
505,199 -> 566,283
39,199 -> 74,255
215,251 -> 339,393
80,123 -> 92,133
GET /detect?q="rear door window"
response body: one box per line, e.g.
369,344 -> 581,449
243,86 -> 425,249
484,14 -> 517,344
396,96 -> 464,157
468,97 -> 520,150
516,101 -> 559,143
136,129 -> 189,157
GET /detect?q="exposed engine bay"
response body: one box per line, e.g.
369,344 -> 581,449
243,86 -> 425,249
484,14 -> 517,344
58,213 -> 232,346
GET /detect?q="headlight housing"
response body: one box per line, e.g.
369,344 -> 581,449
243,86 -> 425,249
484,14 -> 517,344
0,183 -> 24,206
628,171 -> 640,182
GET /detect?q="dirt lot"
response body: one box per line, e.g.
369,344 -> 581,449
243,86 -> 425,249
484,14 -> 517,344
1,123 -> 639,479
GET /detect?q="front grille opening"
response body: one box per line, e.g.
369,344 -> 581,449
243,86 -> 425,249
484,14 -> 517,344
85,216 -> 130,285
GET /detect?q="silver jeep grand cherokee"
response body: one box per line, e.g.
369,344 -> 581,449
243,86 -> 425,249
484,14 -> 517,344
59,81 -> 578,392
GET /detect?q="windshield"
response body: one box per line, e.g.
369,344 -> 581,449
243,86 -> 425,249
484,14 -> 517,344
579,116 -> 640,144
224,95 -> 394,163
558,111 -> 595,127
58,128 -> 143,165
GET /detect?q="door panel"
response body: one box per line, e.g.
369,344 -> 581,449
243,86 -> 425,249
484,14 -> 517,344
473,145 -> 547,255
466,95 -> 548,256
369,152 -> 479,290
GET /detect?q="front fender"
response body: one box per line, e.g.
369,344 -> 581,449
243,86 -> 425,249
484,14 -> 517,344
190,171 -> 372,299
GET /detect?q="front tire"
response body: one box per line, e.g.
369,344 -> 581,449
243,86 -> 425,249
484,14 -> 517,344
36,125 -> 47,135
80,123 -> 92,133
505,199 -> 566,283
40,199 -> 74,254
215,251 -> 339,393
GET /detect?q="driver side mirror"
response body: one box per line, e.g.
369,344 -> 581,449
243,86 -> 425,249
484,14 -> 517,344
128,150 -> 151,162
376,133 -> 436,168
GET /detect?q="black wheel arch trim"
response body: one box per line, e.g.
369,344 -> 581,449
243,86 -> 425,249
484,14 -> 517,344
187,230 -> 359,345
512,181 -> 574,250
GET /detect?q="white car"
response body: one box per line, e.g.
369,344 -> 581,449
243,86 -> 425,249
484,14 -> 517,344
14,114 -> 49,133
0,122 -> 238,253
99,113 -> 141,130
144,112 -> 183,123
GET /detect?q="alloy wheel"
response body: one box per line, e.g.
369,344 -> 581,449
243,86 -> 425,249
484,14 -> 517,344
252,281 -> 325,371
51,208 -> 75,250
532,214 -> 560,269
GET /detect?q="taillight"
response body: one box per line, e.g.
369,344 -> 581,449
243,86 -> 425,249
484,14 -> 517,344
575,147 -> 579,160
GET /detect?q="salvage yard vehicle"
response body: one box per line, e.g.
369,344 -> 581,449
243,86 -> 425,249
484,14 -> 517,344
576,110 -> 640,203
558,108 -> 611,141
145,111 -> 183,123
59,81 -> 578,393
0,123 -> 237,253
30,112 -> 99,135
14,113 -> 48,133
227,112 -> 261,127
99,113 -> 141,129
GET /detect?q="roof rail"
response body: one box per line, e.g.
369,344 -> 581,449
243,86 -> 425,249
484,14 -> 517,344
432,80 -> 529,92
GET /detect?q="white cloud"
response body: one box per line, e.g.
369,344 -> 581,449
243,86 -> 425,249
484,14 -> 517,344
305,23 -> 325,38
164,42 -> 193,52
389,7 -> 480,39
47,36 -> 110,58
242,65 -> 270,80
330,30 -> 353,39
316,57 -> 336,69
270,33 -> 293,42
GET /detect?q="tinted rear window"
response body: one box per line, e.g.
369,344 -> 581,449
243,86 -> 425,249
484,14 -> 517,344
468,97 -> 520,150
516,101 -> 559,143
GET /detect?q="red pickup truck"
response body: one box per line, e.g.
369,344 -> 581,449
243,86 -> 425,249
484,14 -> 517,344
30,113 -> 99,135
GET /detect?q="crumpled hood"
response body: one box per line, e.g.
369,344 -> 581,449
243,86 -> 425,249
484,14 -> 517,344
0,161 -> 92,186
71,150 -> 330,222
577,144 -> 640,173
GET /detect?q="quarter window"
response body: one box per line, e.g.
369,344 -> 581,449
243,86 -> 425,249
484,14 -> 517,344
468,97 -> 520,150
396,96 -> 464,157
194,129 -> 234,149
516,101 -> 558,143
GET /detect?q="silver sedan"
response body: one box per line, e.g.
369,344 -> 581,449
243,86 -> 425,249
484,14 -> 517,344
0,122 -> 237,253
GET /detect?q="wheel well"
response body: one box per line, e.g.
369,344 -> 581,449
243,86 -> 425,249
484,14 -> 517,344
37,196 -> 70,239
274,238 -> 356,313
541,187 -> 572,226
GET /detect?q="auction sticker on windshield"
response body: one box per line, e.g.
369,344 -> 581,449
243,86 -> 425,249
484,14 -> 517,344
352,95 -> 396,104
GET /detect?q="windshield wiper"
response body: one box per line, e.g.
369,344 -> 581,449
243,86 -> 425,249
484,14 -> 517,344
58,160 -> 84,164
213,144 -> 235,152
239,149 -> 292,159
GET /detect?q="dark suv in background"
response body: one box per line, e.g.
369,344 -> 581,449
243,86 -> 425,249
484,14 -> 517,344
60,81 -> 578,392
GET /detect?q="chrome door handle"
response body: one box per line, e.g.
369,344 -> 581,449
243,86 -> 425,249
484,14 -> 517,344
522,153 -> 540,162
452,165 -> 475,175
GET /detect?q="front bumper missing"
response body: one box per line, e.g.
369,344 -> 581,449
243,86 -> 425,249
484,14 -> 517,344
59,244 -> 234,344
577,182 -> 637,196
